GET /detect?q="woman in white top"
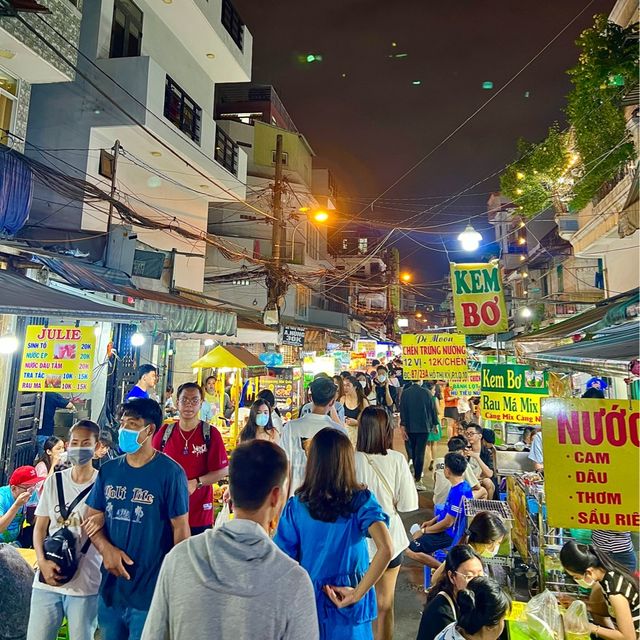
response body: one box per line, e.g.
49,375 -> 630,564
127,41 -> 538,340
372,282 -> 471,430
355,406 -> 418,640
434,576 -> 511,640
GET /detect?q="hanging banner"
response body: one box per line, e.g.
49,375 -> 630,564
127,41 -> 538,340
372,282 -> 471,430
542,398 -> 640,531
19,325 -> 95,393
356,339 -> 377,360
481,364 -> 548,425
450,262 -> 508,334
281,325 -> 306,347
450,371 -> 482,397
349,352 -> 367,371
401,333 -> 468,381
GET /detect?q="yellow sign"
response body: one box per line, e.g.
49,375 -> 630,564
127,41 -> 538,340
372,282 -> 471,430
356,340 -> 377,359
542,398 -> 640,531
401,333 -> 468,381
19,325 -> 95,393
450,262 -> 508,334
481,364 -> 548,425
349,352 -> 367,371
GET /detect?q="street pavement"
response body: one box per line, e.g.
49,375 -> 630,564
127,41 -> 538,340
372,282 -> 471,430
391,428 -> 442,640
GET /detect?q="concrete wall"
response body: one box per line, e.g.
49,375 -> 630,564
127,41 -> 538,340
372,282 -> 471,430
603,234 -> 639,295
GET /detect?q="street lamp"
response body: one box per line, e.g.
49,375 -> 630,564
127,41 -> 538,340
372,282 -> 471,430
458,224 -> 482,252
400,272 -> 412,283
290,210 -> 330,261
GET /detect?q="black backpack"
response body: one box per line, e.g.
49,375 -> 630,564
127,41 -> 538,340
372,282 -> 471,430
41,472 -> 93,585
160,421 -> 212,452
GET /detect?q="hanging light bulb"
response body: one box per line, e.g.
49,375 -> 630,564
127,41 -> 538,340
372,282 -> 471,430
0,335 -> 19,354
458,224 -> 482,252
204,338 -> 215,347
520,307 -> 532,318
131,332 -> 145,347
93,323 -> 101,337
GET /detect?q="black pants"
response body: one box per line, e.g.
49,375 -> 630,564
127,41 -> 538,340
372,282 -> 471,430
405,432 -> 429,481
190,525 -> 212,536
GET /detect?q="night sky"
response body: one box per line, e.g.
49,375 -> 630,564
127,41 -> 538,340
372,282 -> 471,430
233,0 -> 612,299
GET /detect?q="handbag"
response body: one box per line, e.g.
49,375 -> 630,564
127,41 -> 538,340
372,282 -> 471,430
364,454 -> 398,514
438,590 -> 457,620
40,472 -> 93,585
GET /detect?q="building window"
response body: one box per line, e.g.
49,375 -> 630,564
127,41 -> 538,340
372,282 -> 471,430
295,285 -> 310,318
221,0 -> 244,51
342,238 -> 348,250
306,223 -> 319,260
110,0 -> 143,59
271,150 -> 288,165
164,76 -> 202,144
358,238 -> 368,254
214,127 -> 238,175
556,264 -> 564,293
0,70 -> 18,146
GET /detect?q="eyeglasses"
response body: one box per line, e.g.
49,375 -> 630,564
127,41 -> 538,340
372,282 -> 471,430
179,398 -> 201,406
455,570 -> 485,582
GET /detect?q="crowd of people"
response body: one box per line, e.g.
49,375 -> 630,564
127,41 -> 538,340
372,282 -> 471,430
0,359 -> 638,640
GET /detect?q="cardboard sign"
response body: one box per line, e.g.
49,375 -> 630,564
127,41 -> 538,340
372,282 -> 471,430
450,262 -> 508,334
281,326 -> 306,347
542,398 -> 640,531
19,325 -> 95,393
481,364 -> 548,425
401,333 -> 468,381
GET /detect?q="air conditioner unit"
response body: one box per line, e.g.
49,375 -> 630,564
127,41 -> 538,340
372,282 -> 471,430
557,215 -> 579,240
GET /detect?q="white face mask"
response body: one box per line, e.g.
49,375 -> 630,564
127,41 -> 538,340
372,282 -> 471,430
378,375 -> 386,383
359,380 -> 367,388
480,545 -> 500,559
575,575 -> 596,589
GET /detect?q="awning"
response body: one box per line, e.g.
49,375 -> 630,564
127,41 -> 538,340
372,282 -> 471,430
0,269 -> 154,321
34,255 -> 133,294
217,316 -> 278,345
191,345 -> 266,370
126,288 -> 237,336
521,320 -> 640,378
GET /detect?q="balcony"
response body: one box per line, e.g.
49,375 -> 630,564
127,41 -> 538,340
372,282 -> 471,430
145,0 -> 252,83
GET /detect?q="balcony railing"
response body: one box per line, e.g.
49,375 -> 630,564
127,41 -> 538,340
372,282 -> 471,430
221,0 -> 244,51
593,159 -> 635,206
214,126 -> 238,175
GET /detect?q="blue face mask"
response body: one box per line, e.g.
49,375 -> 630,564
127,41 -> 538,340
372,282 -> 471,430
119,427 -> 148,454
255,413 -> 269,428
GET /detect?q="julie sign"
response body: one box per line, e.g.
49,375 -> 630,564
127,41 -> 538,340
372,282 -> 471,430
542,398 -> 640,531
450,262 -> 508,334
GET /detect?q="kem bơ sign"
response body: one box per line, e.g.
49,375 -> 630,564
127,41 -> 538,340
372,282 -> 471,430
480,364 -> 548,425
542,398 -> 640,531
450,262 -> 508,334
19,325 -> 96,393
401,333 -> 468,381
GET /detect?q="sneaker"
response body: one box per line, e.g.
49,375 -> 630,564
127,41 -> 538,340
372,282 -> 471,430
415,481 -> 427,491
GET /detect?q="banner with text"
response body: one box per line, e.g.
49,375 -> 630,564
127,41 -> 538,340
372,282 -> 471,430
542,398 -> 640,531
450,262 -> 508,334
281,325 -> 306,347
481,363 -> 548,425
19,325 -> 95,393
401,333 -> 468,381
450,371 -> 482,397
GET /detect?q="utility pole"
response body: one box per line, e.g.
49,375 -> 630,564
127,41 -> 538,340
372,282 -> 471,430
103,139 -> 121,267
264,134 -> 286,325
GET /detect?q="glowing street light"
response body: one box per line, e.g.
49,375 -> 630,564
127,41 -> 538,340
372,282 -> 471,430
131,332 -> 145,347
400,272 -> 412,283
458,224 -> 482,252
291,210 -> 330,260
312,209 -> 329,223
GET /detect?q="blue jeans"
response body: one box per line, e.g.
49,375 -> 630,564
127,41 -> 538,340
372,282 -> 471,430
26,588 -> 98,640
98,596 -> 148,640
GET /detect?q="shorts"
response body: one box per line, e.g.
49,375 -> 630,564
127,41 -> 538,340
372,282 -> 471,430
444,407 -> 459,421
388,552 -> 403,569
409,531 -> 454,555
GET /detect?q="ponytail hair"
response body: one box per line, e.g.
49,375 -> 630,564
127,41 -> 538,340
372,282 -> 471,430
457,576 -> 511,635
560,540 -> 638,588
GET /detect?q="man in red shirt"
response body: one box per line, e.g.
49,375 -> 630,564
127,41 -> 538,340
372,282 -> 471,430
153,382 -> 229,535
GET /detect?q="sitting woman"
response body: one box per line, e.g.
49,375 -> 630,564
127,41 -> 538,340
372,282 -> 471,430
431,511 -> 508,584
434,576 -> 511,640
33,436 -> 65,495
417,545 -> 484,640
560,539 -> 639,640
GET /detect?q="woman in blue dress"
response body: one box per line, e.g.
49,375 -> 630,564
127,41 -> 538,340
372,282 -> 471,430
274,427 -> 394,640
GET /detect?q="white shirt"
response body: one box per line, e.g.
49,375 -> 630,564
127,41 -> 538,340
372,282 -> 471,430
528,432 -> 544,465
433,456 -> 480,506
33,467 -> 102,596
280,413 -> 347,495
355,449 -> 419,559
435,622 -> 465,640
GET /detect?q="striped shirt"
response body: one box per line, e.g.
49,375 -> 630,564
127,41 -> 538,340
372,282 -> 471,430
592,530 -> 634,554
601,570 -> 640,632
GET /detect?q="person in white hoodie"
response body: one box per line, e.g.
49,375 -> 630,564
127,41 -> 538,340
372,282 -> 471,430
141,440 -> 318,640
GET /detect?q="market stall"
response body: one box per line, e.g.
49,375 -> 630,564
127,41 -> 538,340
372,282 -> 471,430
191,345 -> 266,445
258,366 -> 303,421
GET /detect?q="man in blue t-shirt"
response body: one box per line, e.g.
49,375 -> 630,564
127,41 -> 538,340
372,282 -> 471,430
406,452 -> 472,566
125,365 -> 158,401
84,398 -> 189,640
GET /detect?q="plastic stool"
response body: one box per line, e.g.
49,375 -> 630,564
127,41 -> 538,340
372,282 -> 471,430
422,549 -> 447,591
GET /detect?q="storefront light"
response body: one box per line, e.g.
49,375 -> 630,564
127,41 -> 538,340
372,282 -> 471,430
204,338 -> 215,347
520,307 -> 532,318
397,318 -> 409,328
131,332 -> 145,347
0,335 -> 19,354
458,224 -> 482,252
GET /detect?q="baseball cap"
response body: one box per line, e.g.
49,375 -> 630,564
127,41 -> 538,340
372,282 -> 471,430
10,465 -> 46,487
309,377 -> 338,406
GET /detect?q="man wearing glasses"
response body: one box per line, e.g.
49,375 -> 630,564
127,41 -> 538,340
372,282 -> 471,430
153,382 -> 229,536
0,466 -> 45,544
463,423 -> 496,500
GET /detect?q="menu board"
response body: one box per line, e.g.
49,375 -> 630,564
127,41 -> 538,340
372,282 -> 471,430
19,325 -> 95,393
401,333 -> 468,381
